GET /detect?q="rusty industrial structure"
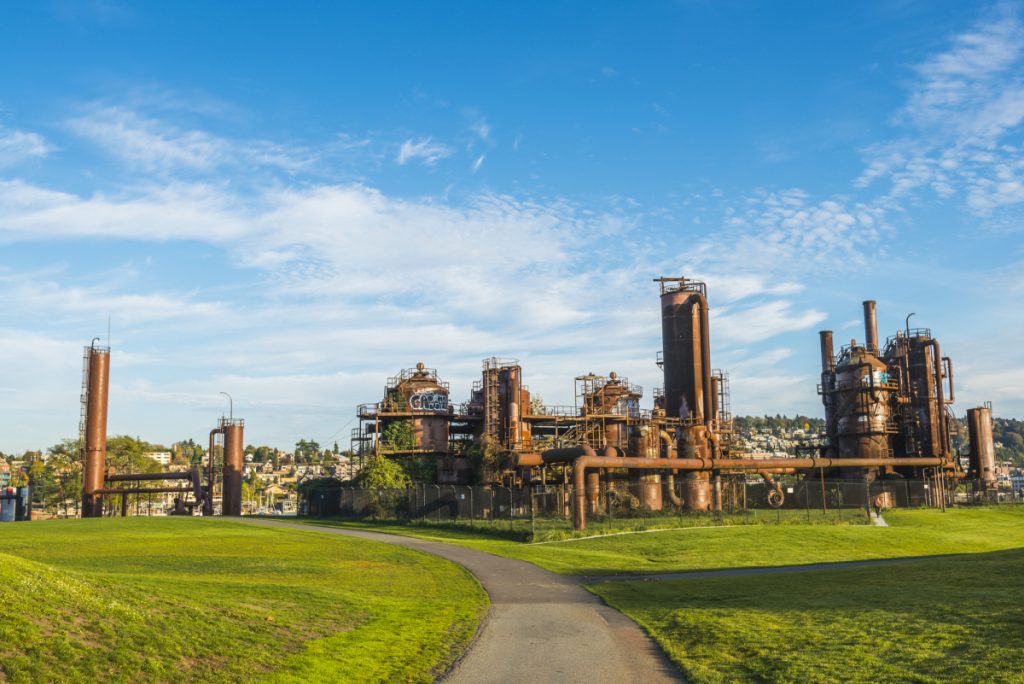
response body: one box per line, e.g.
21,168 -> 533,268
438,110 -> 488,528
354,277 -> 997,529
80,340 -> 111,517
203,416 -> 245,516
78,340 -> 244,517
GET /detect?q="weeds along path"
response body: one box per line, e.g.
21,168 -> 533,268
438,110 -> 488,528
244,519 -> 683,684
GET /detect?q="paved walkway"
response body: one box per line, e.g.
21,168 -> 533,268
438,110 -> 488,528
244,519 -> 683,684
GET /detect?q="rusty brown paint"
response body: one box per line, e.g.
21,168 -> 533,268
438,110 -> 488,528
81,345 -> 110,518
221,419 -> 245,516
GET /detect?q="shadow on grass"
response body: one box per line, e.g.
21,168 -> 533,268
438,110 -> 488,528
588,547 -> 1024,683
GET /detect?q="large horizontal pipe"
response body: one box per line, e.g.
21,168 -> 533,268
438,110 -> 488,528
577,455 -> 945,472
106,471 -> 194,482
96,487 -> 195,495
572,454 -> 947,529
518,450 -> 948,472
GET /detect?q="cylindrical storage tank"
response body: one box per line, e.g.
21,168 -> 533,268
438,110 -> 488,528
221,419 -> 245,516
15,486 -> 30,521
82,345 -> 111,518
676,425 -> 712,510
501,366 -> 522,448
403,363 -> 451,452
830,346 -> 894,481
683,472 -> 712,512
907,337 -> 943,458
967,406 -> 997,487
660,287 -> 707,422
628,426 -> 663,511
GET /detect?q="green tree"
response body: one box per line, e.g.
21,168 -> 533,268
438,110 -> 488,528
355,455 -> 409,489
354,456 -> 408,518
47,439 -> 83,516
381,420 -> 416,451
294,439 -> 321,464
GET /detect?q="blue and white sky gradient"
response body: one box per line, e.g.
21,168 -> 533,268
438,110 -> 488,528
2,1 -> 1022,452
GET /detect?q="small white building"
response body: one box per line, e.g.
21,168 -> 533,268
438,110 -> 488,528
146,452 -> 172,466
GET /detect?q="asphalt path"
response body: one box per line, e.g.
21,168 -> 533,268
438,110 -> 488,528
244,519 -> 684,684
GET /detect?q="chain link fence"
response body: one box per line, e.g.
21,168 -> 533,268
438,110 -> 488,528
302,478 -> 1020,540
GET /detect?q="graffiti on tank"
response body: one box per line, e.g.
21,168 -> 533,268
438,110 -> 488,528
409,391 -> 449,412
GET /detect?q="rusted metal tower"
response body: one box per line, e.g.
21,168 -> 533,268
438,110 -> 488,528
81,341 -> 110,518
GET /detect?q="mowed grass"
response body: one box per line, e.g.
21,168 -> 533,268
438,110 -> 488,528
0,518 -> 487,683
310,506 -> 1024,575
590,549 -> 1024,683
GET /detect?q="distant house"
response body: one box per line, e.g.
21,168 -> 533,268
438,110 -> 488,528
146,452 -> 172,466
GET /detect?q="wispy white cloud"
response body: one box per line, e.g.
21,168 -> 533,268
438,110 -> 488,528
858,5 -> 1024,216
67,105 -> 317,173
687,189 -> 887,274
472,154 -> 485,173
396,137 -> 452,166
0,126 -> 52,167
470,120 -> 491,140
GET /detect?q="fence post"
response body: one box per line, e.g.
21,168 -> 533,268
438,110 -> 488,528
530,488 -> 535,540
864,478 -> 871,523
469,486 -> 474,524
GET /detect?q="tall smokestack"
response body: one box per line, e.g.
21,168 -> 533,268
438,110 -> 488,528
863,300 -> 879,352
221,419 -> 245,516
81,344 -> 110,518
657,277 -> 711,424
819,331 -> 835,373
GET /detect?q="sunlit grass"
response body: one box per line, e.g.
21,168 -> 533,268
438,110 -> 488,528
0,517 -> 486,683
309,506 -> 1024,575
590,548 -> 1024,683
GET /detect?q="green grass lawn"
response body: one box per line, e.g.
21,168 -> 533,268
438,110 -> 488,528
589,549 -> 1024,683
0,517 -> 487,683
308,506 -> 1024,576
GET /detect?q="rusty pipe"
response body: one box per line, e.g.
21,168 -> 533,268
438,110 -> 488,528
924,339 -> 949,458
106,471 -> 195,482
659,429 -> 683,507
942,356 -> 954,404
757,471 -> 785,508
96,487 -> 195,495
205,427 -> 223,516
659,430 -> 675,456
696,292 -> 714,428
572,445 -> 599,528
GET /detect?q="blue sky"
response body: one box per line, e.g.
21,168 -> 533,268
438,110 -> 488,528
1,1 -> 1022,452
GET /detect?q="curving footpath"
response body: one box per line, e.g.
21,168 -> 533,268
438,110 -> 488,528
244,519 -> 683,683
